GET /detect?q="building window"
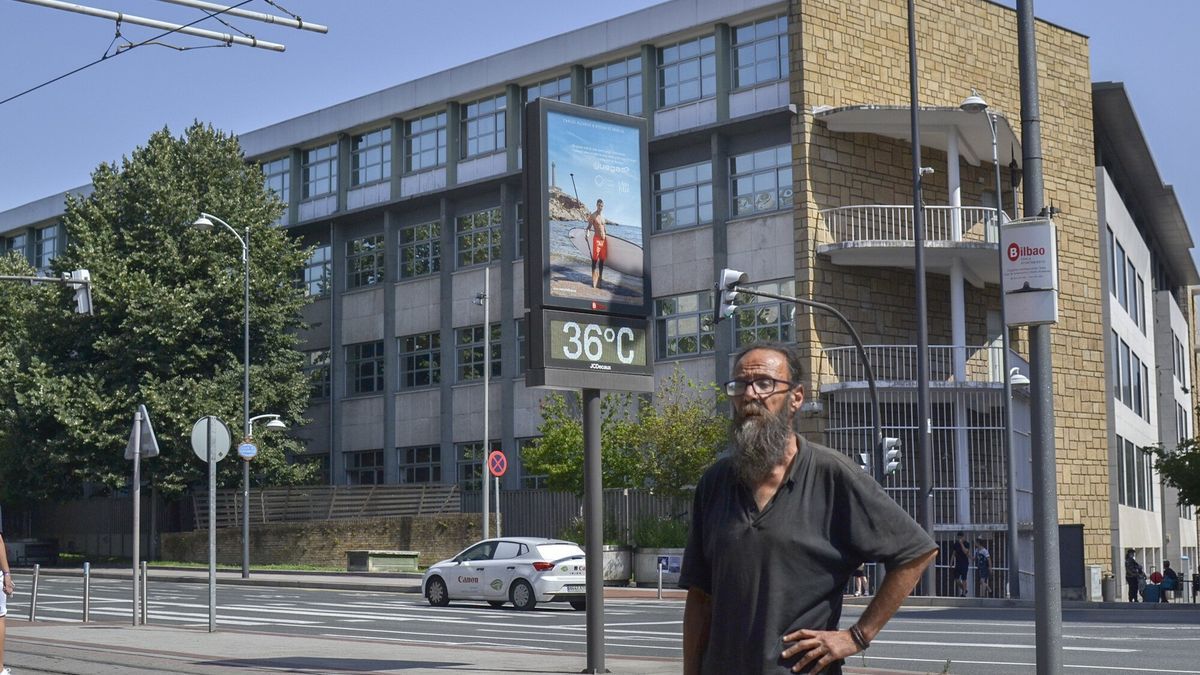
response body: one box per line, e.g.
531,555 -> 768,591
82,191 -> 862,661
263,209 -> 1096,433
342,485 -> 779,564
1119,340 -> 1131,407
515,318 -> 527,375
731,145 -> 793,217
461,93 -> 507,159
351,127 -> 391,186
655,292 -> 715,359
733,280 -> 795,346
654,161 -> 713,231
1114,240 -> 1128,309
2,232 -> 26,257
1134,274 -> 1145,331
346,234 -> 384,289
1131,353 -> 1143,417
519,438 -> 547,489
1141,362 -> 1150,421
732,15 -> 788,89
346,340 -> 384,395
455,207 -> 502,268
34,225 -> 57,274
515,200 -> 525,260
588,54 -> 642,116
346,449 -> 384,485
300,244 -> 331,298
399,331 -> 441,389
457,441 -> 501,491
399,220 -> 441,279
657,35 -> 716,107
302,142 -> 338,199
262,156 -> 290,203
456,323 -> 501,382
400,445 -> 441,484
524,75 -> 572,103
304,348 -> 331,400
406,111 -> 447,172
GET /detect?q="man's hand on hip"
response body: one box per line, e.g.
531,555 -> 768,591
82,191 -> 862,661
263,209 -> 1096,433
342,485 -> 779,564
781,628 -> 859,673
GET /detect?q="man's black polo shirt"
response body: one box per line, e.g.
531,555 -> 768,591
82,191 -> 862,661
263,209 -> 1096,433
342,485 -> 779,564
679,436 -> 936,674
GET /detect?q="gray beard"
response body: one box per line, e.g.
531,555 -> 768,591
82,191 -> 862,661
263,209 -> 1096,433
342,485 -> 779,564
730,403 -> 794,487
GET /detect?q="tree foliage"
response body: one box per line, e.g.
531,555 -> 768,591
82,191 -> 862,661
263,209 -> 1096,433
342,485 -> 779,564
1150,437 -> 1200,507
0,122 -> 318,501
522,367 -> 728,498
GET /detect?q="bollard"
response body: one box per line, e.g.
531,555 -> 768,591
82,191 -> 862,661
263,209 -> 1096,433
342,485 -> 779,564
28,563 -> 40,621
657,561 -> 664,600
83,562 -> 91,622
140,561 -> 148,625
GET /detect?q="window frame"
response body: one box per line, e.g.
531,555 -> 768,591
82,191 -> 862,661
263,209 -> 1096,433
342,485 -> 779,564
302,142 -> 338,200
455,323 -> 502,382
300,244 -> 332,298
346,234 -> 385,289
654,161 -> 713,231
731,15 -> 788,90
657,34 -> 716,108
399,445 -> 442,484
262,156 -> 291,204
730,145 -> 793,217
350,127 -> 392,187
345,449 -> 385,485
399,220 -> 441,279
405,111 -> 448,172
399,331 -> 441,389
732,280 -> 796,347
460,93 -> 507,160
455,207 -> 502,268
346,340 -> 385,396
654,291 -> 716,359
304,348 -> 331,400
587,54 -> 643,116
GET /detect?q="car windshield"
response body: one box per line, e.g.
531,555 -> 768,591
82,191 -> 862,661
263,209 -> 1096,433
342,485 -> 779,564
535,544 -> 584,561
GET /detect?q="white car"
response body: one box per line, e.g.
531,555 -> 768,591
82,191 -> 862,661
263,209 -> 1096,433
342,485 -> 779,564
421,537 -> 587,611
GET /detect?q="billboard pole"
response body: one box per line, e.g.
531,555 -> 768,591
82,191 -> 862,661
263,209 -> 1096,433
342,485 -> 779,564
583,387 -> 605,673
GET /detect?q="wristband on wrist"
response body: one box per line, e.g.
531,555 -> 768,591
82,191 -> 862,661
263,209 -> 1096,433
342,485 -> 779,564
849,624 -> 870,650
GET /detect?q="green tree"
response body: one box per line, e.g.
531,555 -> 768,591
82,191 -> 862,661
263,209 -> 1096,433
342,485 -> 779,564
523,367 -> 727,498
0,122 -> 318,502
1149,437 -> 1200,506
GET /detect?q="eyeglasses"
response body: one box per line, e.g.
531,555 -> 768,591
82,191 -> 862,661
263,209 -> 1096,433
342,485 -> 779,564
723,377 -> 795,397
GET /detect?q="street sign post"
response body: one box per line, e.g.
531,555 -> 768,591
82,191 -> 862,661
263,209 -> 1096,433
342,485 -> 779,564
190,415 -> 230,633
126,403 -> 159,627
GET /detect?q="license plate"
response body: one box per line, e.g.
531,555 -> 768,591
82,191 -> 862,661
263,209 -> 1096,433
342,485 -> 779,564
564,585 -> 585,593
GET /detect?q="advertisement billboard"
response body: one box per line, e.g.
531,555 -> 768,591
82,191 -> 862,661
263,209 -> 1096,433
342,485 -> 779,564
524,98 -> 650,317
523,98 -> 653,391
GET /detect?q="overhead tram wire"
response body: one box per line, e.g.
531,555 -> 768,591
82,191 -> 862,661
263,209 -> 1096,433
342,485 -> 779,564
0,0 -> 257,108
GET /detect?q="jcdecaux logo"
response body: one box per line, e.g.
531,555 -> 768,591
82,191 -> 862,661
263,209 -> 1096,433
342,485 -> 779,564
1007,242 -> 1045,262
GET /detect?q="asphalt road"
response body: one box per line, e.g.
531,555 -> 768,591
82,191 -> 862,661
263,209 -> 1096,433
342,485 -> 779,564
10,575 -> 1200,673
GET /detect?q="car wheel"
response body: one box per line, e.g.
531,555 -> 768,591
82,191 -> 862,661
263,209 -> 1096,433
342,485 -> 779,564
426,577 -> 450,607
488,600 -> 506,608
570,600 -> 586,611
510,579 -> 537,611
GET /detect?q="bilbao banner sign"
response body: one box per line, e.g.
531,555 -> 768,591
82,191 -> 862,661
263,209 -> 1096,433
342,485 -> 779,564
1000,217 -> 1059,326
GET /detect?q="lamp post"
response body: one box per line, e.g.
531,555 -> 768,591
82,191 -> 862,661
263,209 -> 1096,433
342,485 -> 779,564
474,275 -> 490,540
193,212 -> 252,578
960,90 -> 1021,599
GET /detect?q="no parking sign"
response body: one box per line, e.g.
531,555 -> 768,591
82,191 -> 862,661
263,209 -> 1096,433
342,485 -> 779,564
488,450 -> 507,477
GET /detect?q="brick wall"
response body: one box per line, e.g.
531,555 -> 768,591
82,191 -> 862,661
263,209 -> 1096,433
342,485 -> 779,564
160,514 -> 495,568
793,0 -> 1110,566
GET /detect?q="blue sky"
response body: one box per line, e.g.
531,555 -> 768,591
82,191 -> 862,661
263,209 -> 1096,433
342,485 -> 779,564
1,0 -> 1196,259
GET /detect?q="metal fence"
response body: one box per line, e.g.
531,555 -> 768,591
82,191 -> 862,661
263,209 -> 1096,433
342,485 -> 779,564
191,484 -> 461,530
823,344 -> 1006,386
820,205 -> 999,244
462,488 -> 687,543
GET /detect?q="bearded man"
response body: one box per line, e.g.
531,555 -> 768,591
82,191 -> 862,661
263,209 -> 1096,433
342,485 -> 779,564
680,341 -> 937,674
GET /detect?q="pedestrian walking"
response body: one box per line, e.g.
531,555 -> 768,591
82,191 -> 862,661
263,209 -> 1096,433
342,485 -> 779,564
952,532 -> 971,597
1124,549 -> 1144,602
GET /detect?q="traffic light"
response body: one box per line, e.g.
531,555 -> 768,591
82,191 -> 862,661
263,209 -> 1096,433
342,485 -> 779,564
714,268 -> 747,324
881,437 -> 901,475
68,269 -> 92,315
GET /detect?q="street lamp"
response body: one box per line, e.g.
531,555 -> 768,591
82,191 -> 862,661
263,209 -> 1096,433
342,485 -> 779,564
193,212 -> 253,578
473,275 -> 491,540
960,90 -> 1021,599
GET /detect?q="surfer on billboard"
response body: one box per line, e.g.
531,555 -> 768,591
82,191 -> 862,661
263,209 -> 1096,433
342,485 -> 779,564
586,198 -> 608,289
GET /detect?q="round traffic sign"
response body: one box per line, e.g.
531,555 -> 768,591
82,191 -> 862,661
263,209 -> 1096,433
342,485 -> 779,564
488,450 -> 507,477
237,441 -> 258,460
190,416 -> 231,463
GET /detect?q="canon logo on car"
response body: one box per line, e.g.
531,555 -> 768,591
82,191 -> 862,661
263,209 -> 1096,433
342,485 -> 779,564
1007,243 -> 1045,262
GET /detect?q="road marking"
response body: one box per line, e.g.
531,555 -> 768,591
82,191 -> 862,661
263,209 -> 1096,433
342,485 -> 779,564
855,655 -> 1200,674
874,639 -> 1136,653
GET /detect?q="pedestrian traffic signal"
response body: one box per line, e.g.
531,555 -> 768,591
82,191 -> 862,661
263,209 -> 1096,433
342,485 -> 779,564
715,268 -> 747,324
881,437 -> 901,474
68,269 -> 92,315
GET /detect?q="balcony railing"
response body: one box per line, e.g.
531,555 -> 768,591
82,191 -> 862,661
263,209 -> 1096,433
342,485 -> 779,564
820,205 -> 999,244
822,344 -> 1007,386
